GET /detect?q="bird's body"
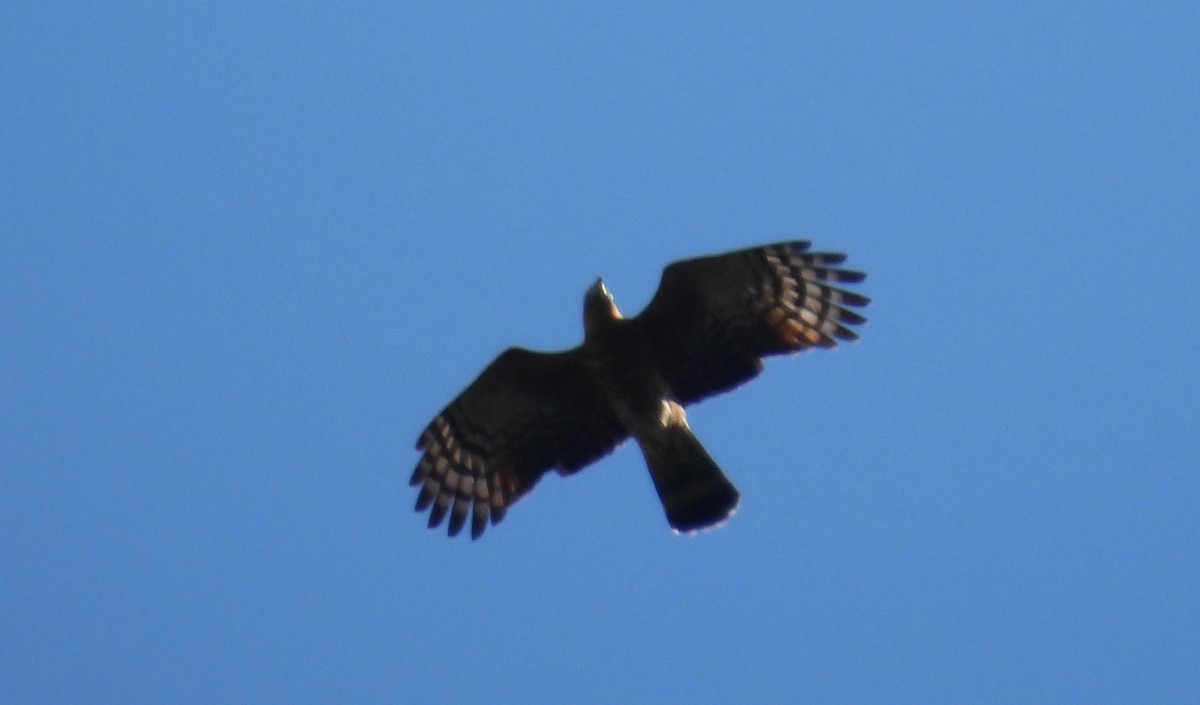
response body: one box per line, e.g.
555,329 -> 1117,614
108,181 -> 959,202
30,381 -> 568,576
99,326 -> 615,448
411,240 -> 868,538
579,281 -> 741,531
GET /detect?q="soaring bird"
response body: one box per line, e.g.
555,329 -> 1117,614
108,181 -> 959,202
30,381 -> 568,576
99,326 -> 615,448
410,240 -> 869,539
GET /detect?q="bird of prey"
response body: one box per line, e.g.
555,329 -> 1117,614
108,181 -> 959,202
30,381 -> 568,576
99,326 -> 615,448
410,240 -> 868,539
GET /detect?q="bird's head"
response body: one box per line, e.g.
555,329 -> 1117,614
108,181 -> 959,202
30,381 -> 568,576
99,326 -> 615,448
583,277 -> 622,335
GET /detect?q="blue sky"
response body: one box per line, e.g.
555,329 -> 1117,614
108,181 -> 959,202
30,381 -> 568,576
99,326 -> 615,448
3,2 -> 1198,703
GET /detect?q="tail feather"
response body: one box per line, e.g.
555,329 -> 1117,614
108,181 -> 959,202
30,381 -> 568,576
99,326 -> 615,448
641,426 -> 740,533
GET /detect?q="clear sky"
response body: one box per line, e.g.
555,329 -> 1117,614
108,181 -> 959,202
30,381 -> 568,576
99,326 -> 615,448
3,2 -> 1198,703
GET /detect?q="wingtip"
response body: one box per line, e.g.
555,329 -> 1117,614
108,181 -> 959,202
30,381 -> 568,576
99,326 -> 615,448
414,479 -> 437,511
427,495 -> 450,528
470,513 -> 487,539
446,499 -> 469,537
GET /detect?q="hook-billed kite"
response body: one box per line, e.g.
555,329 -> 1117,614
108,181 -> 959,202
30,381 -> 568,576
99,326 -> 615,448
410,240 -> 869,539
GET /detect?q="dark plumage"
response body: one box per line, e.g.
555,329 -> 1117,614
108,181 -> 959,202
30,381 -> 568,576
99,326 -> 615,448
411,241 -> 869,538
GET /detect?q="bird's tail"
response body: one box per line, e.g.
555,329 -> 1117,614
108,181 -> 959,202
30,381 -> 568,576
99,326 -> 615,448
641,424 -> 740,534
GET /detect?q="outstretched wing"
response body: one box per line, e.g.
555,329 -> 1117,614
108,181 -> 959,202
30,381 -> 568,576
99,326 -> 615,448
632,240 -> 869,405
411,347 -> 627,539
